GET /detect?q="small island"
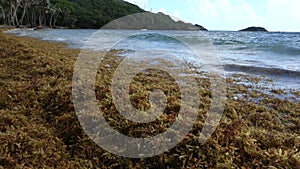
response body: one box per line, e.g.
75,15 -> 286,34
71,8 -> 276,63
239,26 -> 268,32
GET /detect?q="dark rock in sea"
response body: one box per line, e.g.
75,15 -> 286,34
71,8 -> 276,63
102,12 -> 206,31
239,27 -> 268,32
194,24 -> 208,31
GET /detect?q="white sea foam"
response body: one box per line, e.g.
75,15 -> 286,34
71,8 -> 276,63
6,29 -> 300,88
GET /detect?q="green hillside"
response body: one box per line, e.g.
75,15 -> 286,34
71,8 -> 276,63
103,12 -> 206,30
0,0 -> 145,28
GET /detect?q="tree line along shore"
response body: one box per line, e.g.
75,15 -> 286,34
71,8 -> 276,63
0,0 -> 144,29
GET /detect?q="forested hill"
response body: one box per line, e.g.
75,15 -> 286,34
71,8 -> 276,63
0,0 -> 145,28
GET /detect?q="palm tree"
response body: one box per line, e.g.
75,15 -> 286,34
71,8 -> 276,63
18,0 -> 29,25
11,0 -> 22,26
0,2 -> 5,25
47,3 -> 61,27
0,0 -> 10,25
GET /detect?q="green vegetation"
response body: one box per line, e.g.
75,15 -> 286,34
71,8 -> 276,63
103,12 -> 204,30
0,0 -> 144,28
0,30 -> 299,168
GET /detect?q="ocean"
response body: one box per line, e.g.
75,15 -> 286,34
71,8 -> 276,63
6,29 -> 300,89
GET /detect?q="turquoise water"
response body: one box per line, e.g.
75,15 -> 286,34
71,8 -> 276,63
6,29 -> 300,89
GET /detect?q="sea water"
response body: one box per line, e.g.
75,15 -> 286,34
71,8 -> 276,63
6,29 -> 300,89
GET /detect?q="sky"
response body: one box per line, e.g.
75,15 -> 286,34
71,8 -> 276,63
124,0 -> 300,32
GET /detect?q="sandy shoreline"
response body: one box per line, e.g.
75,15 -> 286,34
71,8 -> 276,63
0,29 -> 299,168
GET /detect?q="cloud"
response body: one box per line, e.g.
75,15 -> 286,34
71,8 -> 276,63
264,0 -> 300,31
172,10 -> 181,18
125,0 -> 300,31
190,0 -> 300,31
189,0 -> 263,30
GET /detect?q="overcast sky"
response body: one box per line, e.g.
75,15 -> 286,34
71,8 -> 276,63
124,0 -> 300,32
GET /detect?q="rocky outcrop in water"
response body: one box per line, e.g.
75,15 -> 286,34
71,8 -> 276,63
194,24 -> 208,31
239,27 -> 268,32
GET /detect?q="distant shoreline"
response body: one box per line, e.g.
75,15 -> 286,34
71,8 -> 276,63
3,25 -> 299,33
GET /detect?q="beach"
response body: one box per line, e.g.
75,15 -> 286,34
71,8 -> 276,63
0,29 -> 299,168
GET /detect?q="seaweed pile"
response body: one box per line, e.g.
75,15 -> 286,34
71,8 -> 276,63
0,30 -> 299,168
